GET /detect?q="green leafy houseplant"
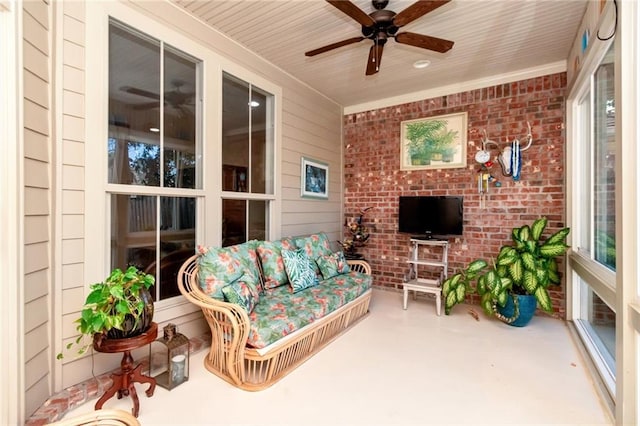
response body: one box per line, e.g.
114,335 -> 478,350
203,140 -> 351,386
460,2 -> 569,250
442,218 -> 570,323
58,266 -> 155,358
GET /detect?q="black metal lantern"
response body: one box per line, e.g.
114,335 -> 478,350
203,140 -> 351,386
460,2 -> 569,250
149,323 -> 189,389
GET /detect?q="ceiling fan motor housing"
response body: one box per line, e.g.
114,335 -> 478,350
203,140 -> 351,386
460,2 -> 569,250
362,9 -> 398,39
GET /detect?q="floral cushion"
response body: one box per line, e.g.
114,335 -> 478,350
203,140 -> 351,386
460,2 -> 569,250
257,238 -> 296,290
282,249 -> 319,293
221,273 -> 260,313
316,251 -> 351,280
196,240 -> 260,300
293,233 -> 333,275
246,271 -> 372,349
224,240 -> 262,287
197,246 -> 244,300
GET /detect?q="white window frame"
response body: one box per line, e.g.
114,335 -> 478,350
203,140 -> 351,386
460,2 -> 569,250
567,31 -> 617,402
85,2 -> 218,321
566,2 -> 640,422
219,59 -> 282,241
85,2 -> 282,321
1,2 -> 23,423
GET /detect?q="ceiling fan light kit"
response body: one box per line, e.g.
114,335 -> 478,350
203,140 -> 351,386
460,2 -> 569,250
305,0 -> 454,75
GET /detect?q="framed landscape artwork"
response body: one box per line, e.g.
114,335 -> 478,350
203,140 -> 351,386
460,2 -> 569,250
400,112 -> 468,170
301,157 -> 328,199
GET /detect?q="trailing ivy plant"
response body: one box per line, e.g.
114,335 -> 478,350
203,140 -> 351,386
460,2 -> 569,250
58,266 -> 155,359
442,218 -> 570,321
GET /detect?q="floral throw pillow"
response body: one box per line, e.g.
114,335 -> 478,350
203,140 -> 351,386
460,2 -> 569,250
221,274 -> 260,313
293,233 -> 333,276
282,249 -> 319,293
316,251 -> 351,280
197,246 -> 244,300
257,238 -> 296,290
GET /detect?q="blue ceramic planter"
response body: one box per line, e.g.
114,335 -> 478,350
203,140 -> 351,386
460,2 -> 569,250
498,294 -> 537,327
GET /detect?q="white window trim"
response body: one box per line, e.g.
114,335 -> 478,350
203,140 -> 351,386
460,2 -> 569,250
219,59 -> 283,240
0,2 -> 24,423
84,2 -> 283,319
566,1 -> 640,423
85,2 -> 219,321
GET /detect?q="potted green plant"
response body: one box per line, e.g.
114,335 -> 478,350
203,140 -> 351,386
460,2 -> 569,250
442,218 -> 570,326
58,266 -> 155,358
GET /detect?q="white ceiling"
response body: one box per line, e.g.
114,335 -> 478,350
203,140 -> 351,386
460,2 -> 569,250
171,0 -> 587,109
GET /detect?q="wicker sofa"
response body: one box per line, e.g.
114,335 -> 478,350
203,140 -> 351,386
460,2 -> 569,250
177,232 -> 372,391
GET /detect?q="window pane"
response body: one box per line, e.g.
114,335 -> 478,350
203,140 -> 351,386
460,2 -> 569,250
111,194 -> 157,273
578,279 -> 616,376
108,22 -> 161,186
222,73 -> 274,194
222,199 -> 246,246
155,197 -> 195,300
593,46 -> 616,271
251,88 -> 270,193
222,74 -> 249,192
164,46 -> 198,189
248,200 -> 267,241
222,199 -> 268,246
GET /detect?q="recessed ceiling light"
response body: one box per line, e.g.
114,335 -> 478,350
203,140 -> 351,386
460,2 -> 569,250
249,101 -> 260,108
413,60 -> 431,69
149,127 -> 160,133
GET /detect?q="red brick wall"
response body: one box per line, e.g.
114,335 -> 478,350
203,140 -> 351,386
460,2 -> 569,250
343,72 -> 568,318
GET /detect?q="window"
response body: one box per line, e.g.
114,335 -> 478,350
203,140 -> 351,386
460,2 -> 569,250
107,20 -> 201,300
571,42 -> 616,395
221,72 -> 274,246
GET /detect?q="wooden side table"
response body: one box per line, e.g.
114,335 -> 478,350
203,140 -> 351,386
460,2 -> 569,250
93,322 -> 158,417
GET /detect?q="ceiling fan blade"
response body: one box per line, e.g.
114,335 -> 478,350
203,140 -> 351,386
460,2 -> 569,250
305,37 -> 365,57
365,43 -> 384,76
120,86 -> 160,100
393,0 -> 451,27
326,0 -> 375,27
395,32 -> 454,53
132,101 -> 160,110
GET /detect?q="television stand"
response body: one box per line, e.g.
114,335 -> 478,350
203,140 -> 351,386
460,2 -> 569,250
402,238 -> 449,315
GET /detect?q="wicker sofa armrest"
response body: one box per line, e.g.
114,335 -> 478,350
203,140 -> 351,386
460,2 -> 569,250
177,255 -> 250,386
347,259 -> 371,275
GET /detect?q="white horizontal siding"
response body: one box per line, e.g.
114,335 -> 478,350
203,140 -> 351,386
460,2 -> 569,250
24,128 -> 49,162
61,262 -> 83,290
24,215 -> 49,244
24,269 -> 48,303
22,0 -> 52,418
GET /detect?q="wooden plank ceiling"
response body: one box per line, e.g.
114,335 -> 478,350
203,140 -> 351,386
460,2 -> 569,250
171,0 -> 588,108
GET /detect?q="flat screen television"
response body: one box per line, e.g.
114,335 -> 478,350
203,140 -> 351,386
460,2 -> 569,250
398,196 -> 464,239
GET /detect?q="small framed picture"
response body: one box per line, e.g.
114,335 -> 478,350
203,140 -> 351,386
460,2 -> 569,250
301,157 -> 328,199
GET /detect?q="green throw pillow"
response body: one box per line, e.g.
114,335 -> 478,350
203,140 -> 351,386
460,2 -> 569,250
221,274 -> 260,313
282,249 -> 319,293
316,251 -> 351,280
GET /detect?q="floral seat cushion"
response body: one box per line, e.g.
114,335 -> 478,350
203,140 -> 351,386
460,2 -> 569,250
246,271 -> 371,349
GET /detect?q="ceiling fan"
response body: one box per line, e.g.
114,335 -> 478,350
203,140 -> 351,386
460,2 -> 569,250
120,80 -> 195,116
305,0 -> 454,75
